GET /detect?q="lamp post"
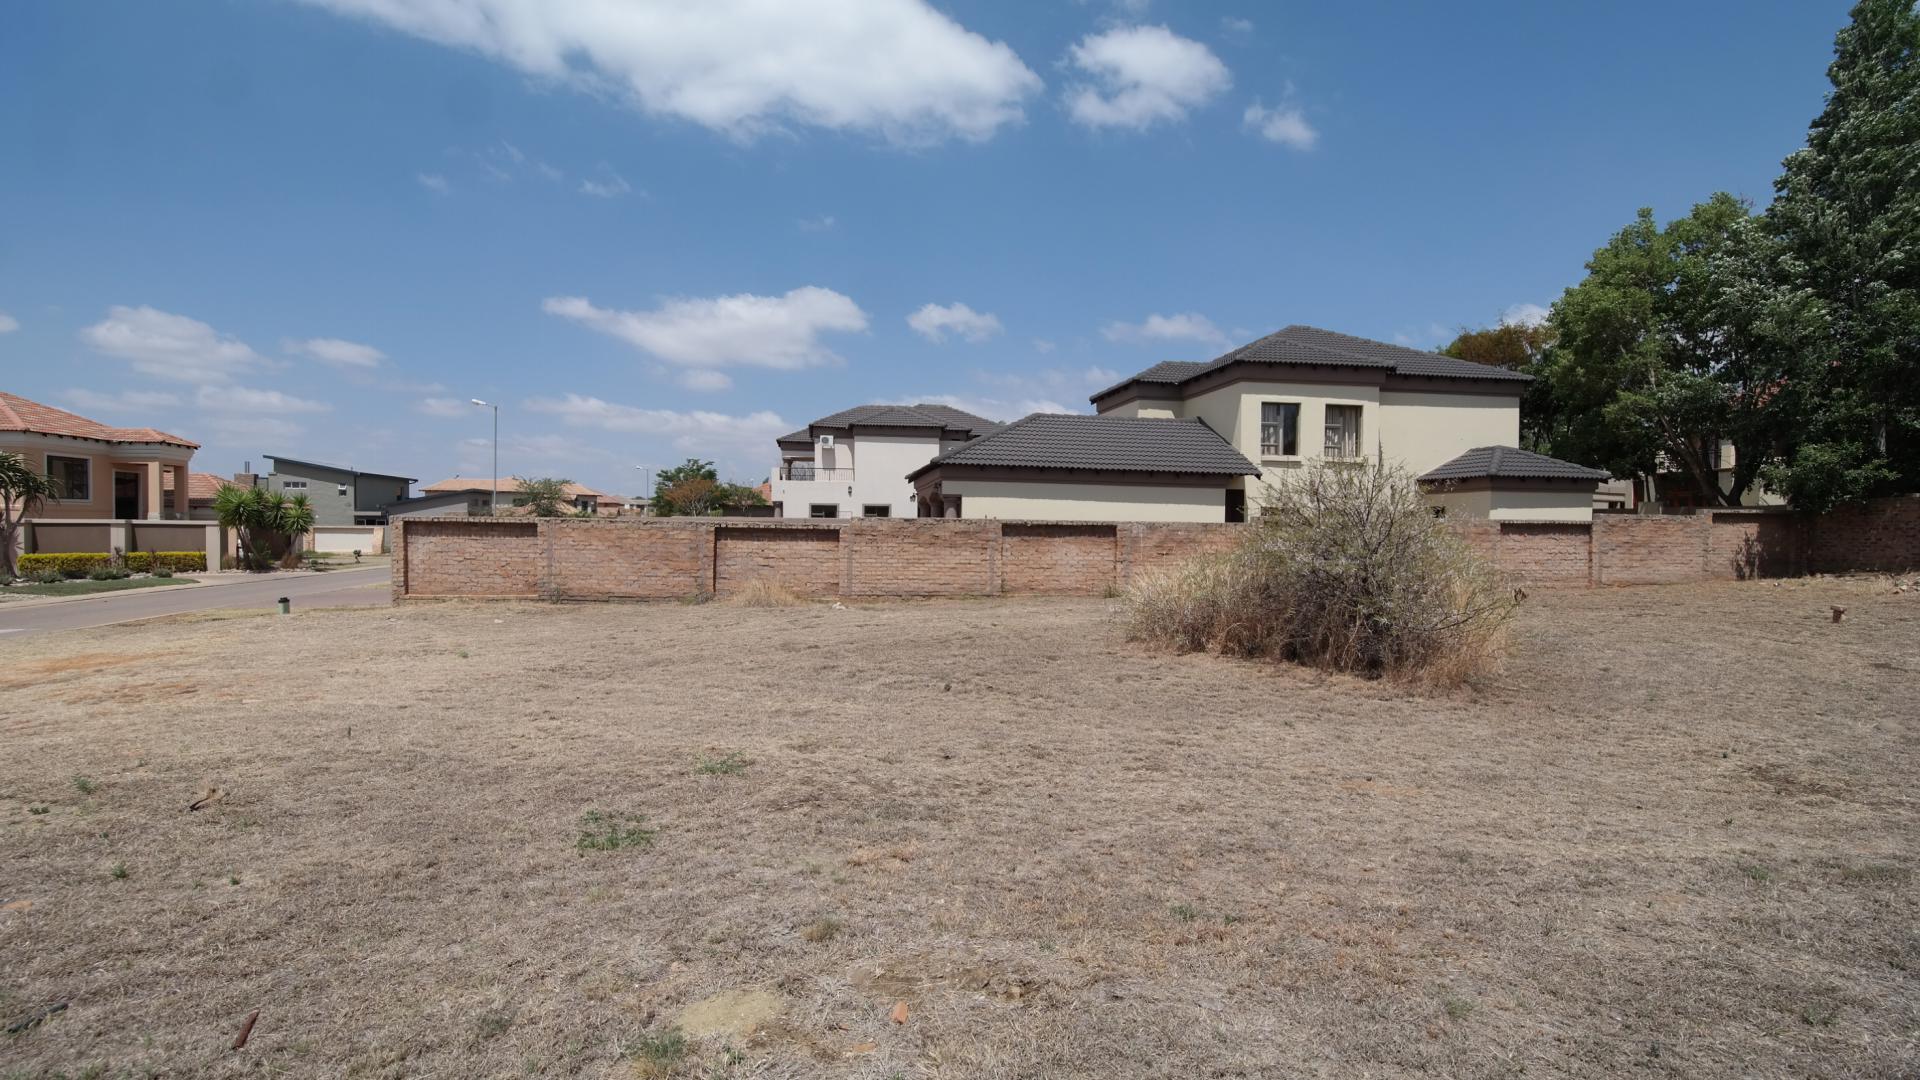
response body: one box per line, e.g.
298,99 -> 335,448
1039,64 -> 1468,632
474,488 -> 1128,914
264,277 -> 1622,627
634,464 -> 651,516
471,398 -> 498,514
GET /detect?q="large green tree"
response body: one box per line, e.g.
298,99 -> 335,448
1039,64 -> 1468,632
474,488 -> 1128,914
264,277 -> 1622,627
651,458 -> 768,516
1542,194 -> 1819,505
1761,0 -> 1920,510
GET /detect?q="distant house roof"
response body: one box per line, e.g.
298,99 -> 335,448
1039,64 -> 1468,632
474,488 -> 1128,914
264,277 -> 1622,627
265,454 -> 416,483
161,470 -> 227,504
1092,325 -> 1531,403
808,403 -> 1002,437
0,391 -> 198,449
421,476 -> 610,499
1419,446 -> 1609,483
908,414 -> 1258,481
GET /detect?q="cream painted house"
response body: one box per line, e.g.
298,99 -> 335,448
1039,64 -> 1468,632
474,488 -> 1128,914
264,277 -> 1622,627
773,404 -> 1000,519
908,326 -> 1606,523
1,391 -> 198,521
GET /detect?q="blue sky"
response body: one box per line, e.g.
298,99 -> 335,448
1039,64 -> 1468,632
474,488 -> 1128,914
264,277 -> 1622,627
0,1 -> 1850,494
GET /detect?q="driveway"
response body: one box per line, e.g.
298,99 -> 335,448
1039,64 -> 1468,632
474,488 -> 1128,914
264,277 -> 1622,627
0,564 -> 390,636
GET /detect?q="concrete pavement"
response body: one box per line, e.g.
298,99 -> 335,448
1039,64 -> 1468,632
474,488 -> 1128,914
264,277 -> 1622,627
0,564 -> 391,636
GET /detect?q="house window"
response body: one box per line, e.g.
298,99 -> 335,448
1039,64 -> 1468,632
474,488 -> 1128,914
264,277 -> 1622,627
862,505 -> 891,517
337,483 -> 349,497
46,455 -> 90,500
282,479 -> 308,490
1324,405 -> 1362,459
809,504 -> 839,518
1259,402 -> 1299,456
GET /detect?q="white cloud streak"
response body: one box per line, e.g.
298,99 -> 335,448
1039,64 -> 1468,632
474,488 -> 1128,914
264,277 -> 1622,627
1101,311 -> 1228,347
1501,303 -> 1550,327
194,385 -> 331,414
543,287 -> 869,391
1243,99 -> 1317,149
0,313 -> 18,333
417,172 -> 450,193
1064,25 -> 1230,131
287,336 -> 386,368
79,305 -> 266,383
303,0 -> 1043,145
61,388 -> 184,413
907,301 -> 1003,343
527,393 -> 791,456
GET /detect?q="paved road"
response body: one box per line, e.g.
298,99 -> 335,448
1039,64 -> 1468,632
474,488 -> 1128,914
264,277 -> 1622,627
0,565 -> 391,637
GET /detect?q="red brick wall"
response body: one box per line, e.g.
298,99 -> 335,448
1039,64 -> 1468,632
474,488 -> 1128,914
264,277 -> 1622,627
398,520 -> 541,597
550,519 -> 708,599
1707,512 -> 1802,580
715,526 -> 841,597
1593,515 -> 1707,585
844,521 -> 999,597
1001,524 -> 1117,595
391,498 -> 1920,601
1809,496 -> 1920,574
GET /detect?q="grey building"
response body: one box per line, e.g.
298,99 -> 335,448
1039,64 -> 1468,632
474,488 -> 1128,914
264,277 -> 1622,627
263,455 -> 416,525
384,490 -> 493,520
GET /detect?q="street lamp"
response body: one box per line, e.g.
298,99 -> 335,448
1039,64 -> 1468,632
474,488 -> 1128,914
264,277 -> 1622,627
471,399 -> 498,514
634,464 -> 651,515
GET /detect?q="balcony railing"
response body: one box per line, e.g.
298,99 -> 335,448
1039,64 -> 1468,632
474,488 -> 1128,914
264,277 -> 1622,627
779,464 -> 855,482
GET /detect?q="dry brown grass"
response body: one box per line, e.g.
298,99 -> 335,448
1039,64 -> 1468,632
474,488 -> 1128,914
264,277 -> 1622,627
1,578 -> 1916,1078
723,579 -> 808,608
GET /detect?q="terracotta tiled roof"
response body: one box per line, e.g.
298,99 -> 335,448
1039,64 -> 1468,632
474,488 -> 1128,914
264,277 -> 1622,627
0,391 -> 198,448
420,476 -> 610,499
161,471 -> 227,503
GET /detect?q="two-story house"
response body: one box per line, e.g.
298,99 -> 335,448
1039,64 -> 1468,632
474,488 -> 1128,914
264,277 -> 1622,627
263,455 -> 416,525
773,404 -> 1000,519
907,326 -> 1607,522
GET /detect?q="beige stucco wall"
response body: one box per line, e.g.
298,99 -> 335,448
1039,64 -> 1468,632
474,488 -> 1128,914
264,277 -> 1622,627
1426,486 -> 1593,523
1179,380 -> 1381,497
1378,391 -> 1520,477
943,479 -> 1225,522
0,432 -> 194,520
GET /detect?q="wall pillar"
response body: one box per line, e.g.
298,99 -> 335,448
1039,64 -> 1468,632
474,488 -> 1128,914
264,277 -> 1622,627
205,525 -> 226,573
108,520 -> 131,555
144,462 -> 165,521
170,464 -> 189,520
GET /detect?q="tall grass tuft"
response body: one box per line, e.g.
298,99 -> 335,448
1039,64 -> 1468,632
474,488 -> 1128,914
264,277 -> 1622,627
725,579 -> 807,607
1125,462 -> 1517,687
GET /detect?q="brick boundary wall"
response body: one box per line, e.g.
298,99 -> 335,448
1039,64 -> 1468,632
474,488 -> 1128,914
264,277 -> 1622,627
390,497 -> 1920,601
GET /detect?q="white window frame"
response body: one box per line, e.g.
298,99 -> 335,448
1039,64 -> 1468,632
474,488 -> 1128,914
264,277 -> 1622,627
1323,404 -> 1364,460
45,454 -> 91,501
1258,401 -> 1301,458
861,504 -> 891,518
281,479 -> 308,490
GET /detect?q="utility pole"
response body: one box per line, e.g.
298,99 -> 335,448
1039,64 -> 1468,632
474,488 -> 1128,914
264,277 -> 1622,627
471,399 -> 498,513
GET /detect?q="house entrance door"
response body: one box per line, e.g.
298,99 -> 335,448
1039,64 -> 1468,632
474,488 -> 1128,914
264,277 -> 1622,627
114,471 -> 140,518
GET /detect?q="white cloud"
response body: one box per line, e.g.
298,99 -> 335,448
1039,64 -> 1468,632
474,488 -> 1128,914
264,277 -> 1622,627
1063,25 -> 1230,131
1501,303 -> 1550,327
0,313 -> 17,333
908,393 -> 1079,420
797,214 -> 837,232
543,287 -> 869,390
678,370 -> 735,391
303,0 -> 1042,146
976,366 -> 1122,396
1032,338 -> 1057,354
416,396 -> 473,418
1101,311 -> 1228,347
579,166 -> 633,198
1243,99 -> 1317,149
1220,16 -> 1254,38
907,301 -> 1003,344
202,415 -> 308,444
287,336 -> 386,368
79,305 -> 265,382
526,393 -> 791,456
417,172 -> 450,193
194,385 -> 331,414
61,388 -> 184,413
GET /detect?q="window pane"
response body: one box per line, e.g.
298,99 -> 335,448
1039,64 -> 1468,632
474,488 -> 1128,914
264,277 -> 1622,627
47,456 -> 89,500
1259,402 -> 1298,456
1324,405 -> 1361,458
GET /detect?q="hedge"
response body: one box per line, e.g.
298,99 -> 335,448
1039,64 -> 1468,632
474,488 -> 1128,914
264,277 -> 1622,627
17,551 -> 207,577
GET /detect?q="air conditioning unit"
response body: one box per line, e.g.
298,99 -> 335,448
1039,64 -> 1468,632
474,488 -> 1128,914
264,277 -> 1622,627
817,434 -> 835,448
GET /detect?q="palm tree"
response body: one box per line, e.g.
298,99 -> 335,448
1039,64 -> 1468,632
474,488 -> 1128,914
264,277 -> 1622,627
0,450 -> 62,579
213,485 -> 316,571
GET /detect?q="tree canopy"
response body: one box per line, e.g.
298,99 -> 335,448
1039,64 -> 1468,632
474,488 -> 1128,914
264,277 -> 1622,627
651,458 -> 768,517
511,476 -> 574,517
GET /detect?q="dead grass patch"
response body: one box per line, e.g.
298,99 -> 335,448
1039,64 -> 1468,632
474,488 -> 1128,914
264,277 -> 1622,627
722,579 -> 806,607
0,579 -> 1914,1077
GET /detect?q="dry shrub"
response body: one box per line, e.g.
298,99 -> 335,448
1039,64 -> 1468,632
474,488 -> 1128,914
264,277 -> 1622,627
1126,462 -> 1516,686
726,579 -> 806,607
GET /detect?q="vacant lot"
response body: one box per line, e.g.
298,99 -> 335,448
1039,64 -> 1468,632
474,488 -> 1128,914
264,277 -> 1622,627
2,580 -> 1915,1078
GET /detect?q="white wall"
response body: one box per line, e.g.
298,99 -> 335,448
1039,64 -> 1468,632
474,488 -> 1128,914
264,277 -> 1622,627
1425,486 -> 1593,523
943,479 -> 1225,522
1378,391 -> 1520,477
774,432 -> 939,517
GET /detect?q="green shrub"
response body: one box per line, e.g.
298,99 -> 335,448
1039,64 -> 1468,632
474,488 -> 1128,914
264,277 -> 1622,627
88,564 -> 132,581
18,551 -> 207,577
1125,462 -> 1518,687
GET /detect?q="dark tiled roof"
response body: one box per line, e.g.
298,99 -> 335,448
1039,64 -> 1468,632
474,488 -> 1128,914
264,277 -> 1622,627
776,428 -> 812,446
1093,325 -> 1531,402
809,403 -> 1000,437
908,414 -> 1258,480
1419,445 -> 1609,483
